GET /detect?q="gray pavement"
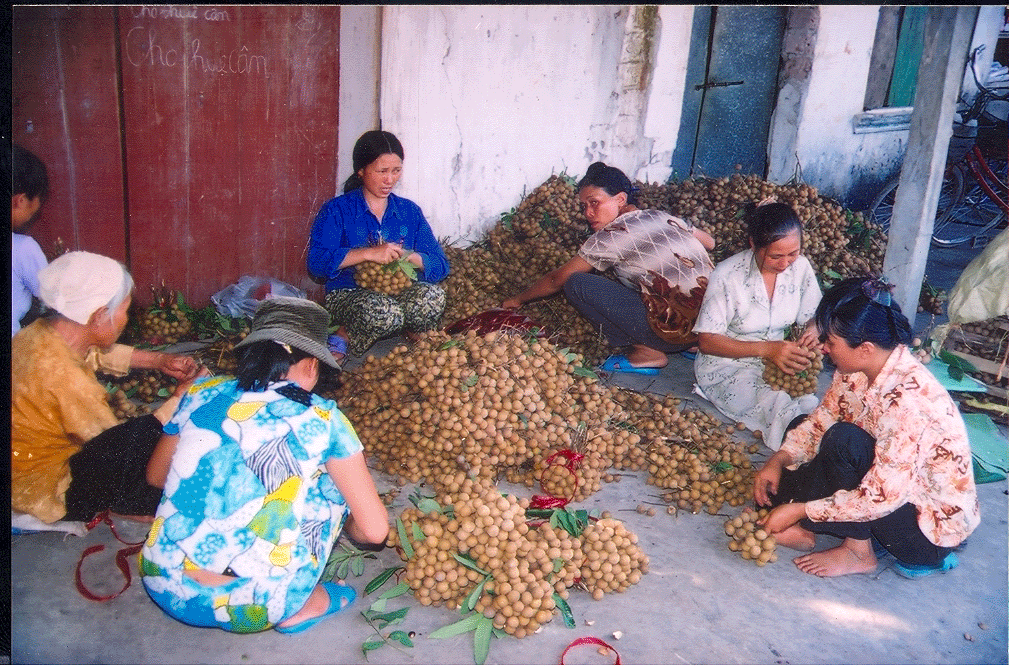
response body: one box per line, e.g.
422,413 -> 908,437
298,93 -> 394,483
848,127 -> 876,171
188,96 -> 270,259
10,241 -> 1008,665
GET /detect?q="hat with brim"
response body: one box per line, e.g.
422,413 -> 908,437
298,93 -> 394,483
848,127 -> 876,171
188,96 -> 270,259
233,296 -> 341,369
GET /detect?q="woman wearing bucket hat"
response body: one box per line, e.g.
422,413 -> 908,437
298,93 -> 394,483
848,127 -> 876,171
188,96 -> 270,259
11,251 -> 201,525
141,296 -> 389,634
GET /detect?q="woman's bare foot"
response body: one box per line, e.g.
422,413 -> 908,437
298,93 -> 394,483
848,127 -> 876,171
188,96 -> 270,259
773,523 -> 816,551
275,582 -> 333,629
625,345 -> 668,369
793,538 -> 877,577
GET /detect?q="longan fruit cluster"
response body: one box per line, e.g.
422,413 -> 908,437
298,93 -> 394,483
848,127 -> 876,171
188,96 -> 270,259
355,259 -> 413,295
111,370 -> 176,404
647,440 -> 754,515
105,386 -> 147,422
534,449 -> 606,503
763,351 -> 823,399
139,303 -> 192,344
578,518 -> 649,599
724,508 -> 778,566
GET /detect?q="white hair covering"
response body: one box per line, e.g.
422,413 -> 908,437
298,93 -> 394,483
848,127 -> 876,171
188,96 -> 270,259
37,251 -> 130,325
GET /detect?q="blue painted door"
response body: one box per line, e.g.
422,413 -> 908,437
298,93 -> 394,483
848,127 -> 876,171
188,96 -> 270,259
671,6 -> 786,180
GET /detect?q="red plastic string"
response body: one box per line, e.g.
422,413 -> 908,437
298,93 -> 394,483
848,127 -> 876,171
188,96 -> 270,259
76,511 -> 146,601
529,495 -> 569,510
559,636 -> 621,665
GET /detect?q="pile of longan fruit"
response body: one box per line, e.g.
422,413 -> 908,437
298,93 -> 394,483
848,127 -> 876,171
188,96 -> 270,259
105,386 -> 147,422
355,259 -> 414,295
388,472 -> 648,638
329,328 -> 756,509
139,286 -> 192,344
438,171 -> 881,366
724,507 -> 778,566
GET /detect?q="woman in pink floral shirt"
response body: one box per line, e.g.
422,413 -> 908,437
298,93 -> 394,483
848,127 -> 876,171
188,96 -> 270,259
754,277 -> 980,578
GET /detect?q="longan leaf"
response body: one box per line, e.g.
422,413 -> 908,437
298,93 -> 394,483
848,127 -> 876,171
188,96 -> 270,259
352,557 -> 365,577
371,607 -> 410,629
361,640 -> 385,657
438,340 -> 462,350
824,268 -> 843,280
574,509 -> 589,531
453,553 -> 490,576
370,598 -> 387,613
492,627 -> 510,639
463,374 -> 479,388
411,522 -> 426,543
429,612 -> 485,638
473,617 -> 493,665
461,575 -> 489,613
396,518 -> 414,559
553,593 -> 575,628
388,630 -> 414,648
572,366 -> 598,379
378,581 -> 412,600
337,560 -> 350,581
157,387 -> 172,398
551,558 -> 565,573
416,497 -> 442,514
365,567 -> 403,595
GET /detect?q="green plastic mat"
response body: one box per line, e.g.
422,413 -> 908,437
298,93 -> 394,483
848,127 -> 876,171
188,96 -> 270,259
964,412 -> 1008,483
925,358 -> 989,393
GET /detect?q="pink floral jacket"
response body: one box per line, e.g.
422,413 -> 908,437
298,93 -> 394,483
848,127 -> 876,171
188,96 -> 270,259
781,345 -> 980,547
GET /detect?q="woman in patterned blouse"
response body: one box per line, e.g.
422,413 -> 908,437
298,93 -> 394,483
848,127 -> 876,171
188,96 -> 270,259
142,298 -> 389,633
754,278 -> 979,578
503,161 -> 715,373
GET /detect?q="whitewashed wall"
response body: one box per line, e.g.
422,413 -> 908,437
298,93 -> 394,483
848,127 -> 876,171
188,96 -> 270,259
786,6 -> 906,202
379,5 -> 694,245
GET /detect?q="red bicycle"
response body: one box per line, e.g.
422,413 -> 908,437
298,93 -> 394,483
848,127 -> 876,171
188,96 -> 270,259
868,46 -> 1008,248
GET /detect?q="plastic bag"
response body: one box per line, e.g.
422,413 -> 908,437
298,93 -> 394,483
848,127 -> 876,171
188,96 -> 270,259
444,308 -> 547,337
211,276 -> 307,319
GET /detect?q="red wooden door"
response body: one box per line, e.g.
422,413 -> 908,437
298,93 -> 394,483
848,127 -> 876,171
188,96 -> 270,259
118,6 -> 340,306
12,6 -> 127,263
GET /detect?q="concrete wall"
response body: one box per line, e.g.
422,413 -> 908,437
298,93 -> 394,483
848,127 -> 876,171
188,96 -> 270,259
337,6 -> 381,193
779,6 -> 908,209
379,5 -> 693,245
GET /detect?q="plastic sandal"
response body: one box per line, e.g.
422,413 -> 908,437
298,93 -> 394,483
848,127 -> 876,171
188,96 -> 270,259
275,582 -> 357,634
599,355 -> 661,376
892,552 -> 958,579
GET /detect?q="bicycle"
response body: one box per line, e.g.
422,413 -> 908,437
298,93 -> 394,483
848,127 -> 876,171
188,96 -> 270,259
867,45 -> 1008,248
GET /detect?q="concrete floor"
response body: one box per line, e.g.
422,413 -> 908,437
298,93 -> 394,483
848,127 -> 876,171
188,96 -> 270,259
10,241 -> 1008,665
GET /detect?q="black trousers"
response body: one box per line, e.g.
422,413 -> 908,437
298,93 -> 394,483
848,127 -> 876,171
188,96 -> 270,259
770,420 -> 953,566
63,414 -> 165,522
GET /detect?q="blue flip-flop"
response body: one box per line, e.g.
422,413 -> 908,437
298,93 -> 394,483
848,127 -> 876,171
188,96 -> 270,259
892,552 -> 958,579
599,355 -> 661,376
275,581 -> 357,634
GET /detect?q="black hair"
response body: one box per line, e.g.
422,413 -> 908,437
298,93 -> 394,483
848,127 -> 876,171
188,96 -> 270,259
11,144 -> 50,202
745,201 -> 802,249
577,161 -> 638,207
342,130 -> 405,193
235,340 -> 316,392
814,277 -> 913,351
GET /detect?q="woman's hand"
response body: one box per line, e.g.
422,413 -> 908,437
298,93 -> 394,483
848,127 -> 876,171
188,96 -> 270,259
765,340 -> 815,375
758,502 -> 807,535
367,242 -> 405,265
157,353 -> 200,381
753,449 -> 792,506
797,321 -> 820,349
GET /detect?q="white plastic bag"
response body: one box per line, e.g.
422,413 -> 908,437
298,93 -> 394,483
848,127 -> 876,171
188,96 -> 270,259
211,276 -> 307,319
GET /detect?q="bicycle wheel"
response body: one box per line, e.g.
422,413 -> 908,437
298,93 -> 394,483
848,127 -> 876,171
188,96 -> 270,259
867,168 -> 963,236
932,159 -> 1007,247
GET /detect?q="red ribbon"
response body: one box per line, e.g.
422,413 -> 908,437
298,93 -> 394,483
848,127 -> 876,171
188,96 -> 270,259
560,636 -> 621,665
76,512 -> 146,602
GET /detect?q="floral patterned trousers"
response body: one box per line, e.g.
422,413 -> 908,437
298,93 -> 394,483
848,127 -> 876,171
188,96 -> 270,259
324,282 -> 446,357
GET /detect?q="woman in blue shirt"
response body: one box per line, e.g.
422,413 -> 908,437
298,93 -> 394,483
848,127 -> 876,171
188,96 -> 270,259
307,130 -> 450,358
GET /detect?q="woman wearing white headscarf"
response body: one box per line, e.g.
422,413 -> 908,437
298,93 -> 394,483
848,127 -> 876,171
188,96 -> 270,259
11,251 -> 201,524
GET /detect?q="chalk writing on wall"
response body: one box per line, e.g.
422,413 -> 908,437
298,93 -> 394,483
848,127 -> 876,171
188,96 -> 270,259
125,27 -> 267,75
131,6 -> 232,22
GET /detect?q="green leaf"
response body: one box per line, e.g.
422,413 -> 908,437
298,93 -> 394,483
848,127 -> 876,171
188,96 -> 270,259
552,557 -> 565,573
337,559 -> 350,581
462,575 -> 490,613
824,268 -> 843,280
438,339 -> 462,350
370,606 -> 410,629
474,617 -> 493,665
572,366 -> 598,379
463,374 -> 479,388
396,518 -> 414,559
365,567 -> 403,595
157,387 -> 172,398
575,509 -> 589,531
428,612 -> 485,638
388,630 -> 414,648
416,496 -> 442,514
370,597 -> 387,613
549,511 -> 560,529
453,553 -> 491,576
379,581 -> 412,600
553,593 -> 575,628
352,557 -> 365,577
361,640 -> 385,657
411,522 -> 426,543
